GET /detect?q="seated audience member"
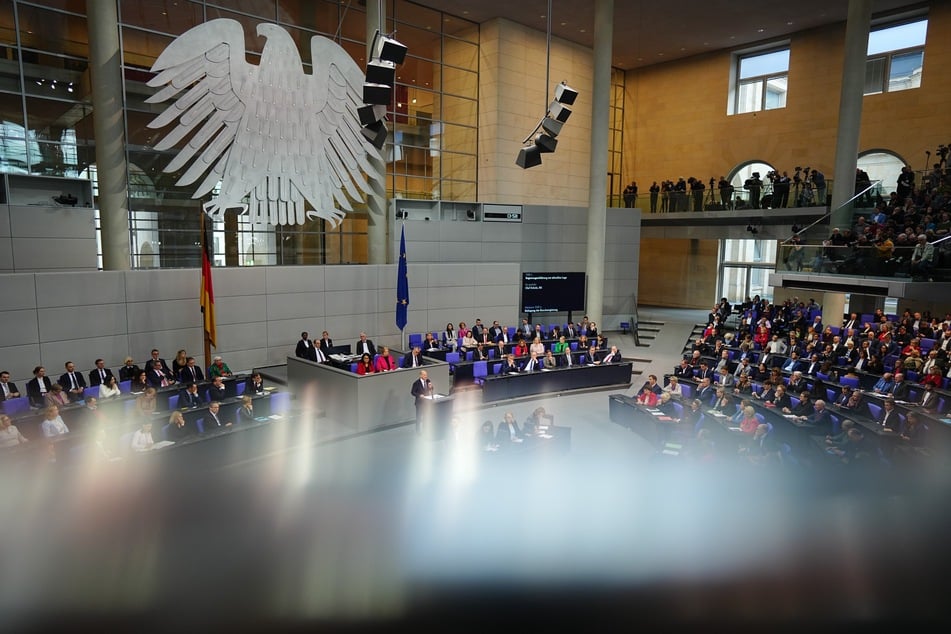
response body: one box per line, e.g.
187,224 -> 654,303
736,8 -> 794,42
786,371 -> 806,393
898,410 -> 928,446
642,375 -> 663,397
356,353 -> 375,375
529,337 -> 545,356
401,346 -> 424,369
696,377 -> 716,405
635,384 -> 659,406
202,401 -> 232,432
714,391 -> 736,417
733,373 -> 753,396
918,382 -> 939,413
130,370 -> 149,394
587,322 -> 599,338
208,356 -> 233,378
657,392 -> 680,420
784,390 -> 814,417
601,346 -> 622,364
876,397 -> 900,431
523,407 -> 554,435
178,357 -> 205,384
355,333 -> 377,357
245,372 -> 266,395
45,384 -> 70,408
872,372 -> 895,394
824,419 -> 855,447
441,323 -> 457,349
318,331 -> 334,356
237,395 -> 256,424
136,387 -> 158,419
148,349 -> 174,379
495,325 -> 512,344
0,371 -> 20,401
172,349 -> 189,377
88,359 -> 115,387
673,359 -> 693,379
796,399 -> 832,432
423,332 -> 440,351
552,336 -> 569,354
41,405 -> 69,438
148,360 -> 174,387
500,354 -> 520,374
495,411 -> 523,445
118,357 -> 141,382
473,343 -> 490,361
717,366 -> 735,388
0,414 -> 29,449
130,421 -> 155,453
374,347 -> 397,372
206,376 -> 227,402
559,346 -> 577,368
480,420 -> 499,452
179,382 -> 203,408
585,345 -> 604,365
576,334 -> 590,352
164,410 -> 192,443
765,384 -> 790,410
733,357 -> 753,378
459,331 -> 478,352
739,423 -> 780,466
738,406 -> 760,435
58,361 -> 87,402
752,378 -> 775,401
664,375 -> 683,400
543,350 -> 558,369
513,339 -> 529,357
521,351 -> 542,372
827,428 -> 872,465
595,334 -> 607,350
458,322 -> 471,338
550,325 -> 562,340
296,332 -> 318,362
98,375 -> 121,399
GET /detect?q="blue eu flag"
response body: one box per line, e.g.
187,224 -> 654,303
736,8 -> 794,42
396,225 -> 409,330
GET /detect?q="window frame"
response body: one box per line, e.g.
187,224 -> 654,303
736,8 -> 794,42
864,18 -> 927,96
730,44 -> 790,116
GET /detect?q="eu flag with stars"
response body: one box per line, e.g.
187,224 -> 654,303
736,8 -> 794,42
396,225 -> 409,330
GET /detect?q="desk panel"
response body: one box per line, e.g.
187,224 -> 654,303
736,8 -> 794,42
482,362 -> 631,403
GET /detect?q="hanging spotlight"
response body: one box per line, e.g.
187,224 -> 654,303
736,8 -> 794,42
359,31 -> 408,151
515,80 -> 580,169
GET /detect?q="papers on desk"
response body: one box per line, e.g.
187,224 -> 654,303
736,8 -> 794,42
423,394 -> 447,400
783,414 -> 799,419
254,416 -> 271,422
661,449 -> 680,456
264,386 -> 276,392
330,354 -> 359,362
538,433 -> 554,439
268,414 -> 283,420
153,440 -> 175,449
728,426 -> 742,431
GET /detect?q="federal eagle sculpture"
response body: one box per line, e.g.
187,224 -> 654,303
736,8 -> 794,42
146,18 -> 383,227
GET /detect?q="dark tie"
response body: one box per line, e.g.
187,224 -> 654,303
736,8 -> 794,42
100,369 -> 105,382
70,373 -> 77,389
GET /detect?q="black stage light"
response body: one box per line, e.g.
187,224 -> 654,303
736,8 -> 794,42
376,35 -> 408,65
554,82 -> 578,105
541,116 -> 564,137
534,133 -> 557,153
361,120 -> 387,150
358,104 -> 387,126
548,100 -> 572,123
516,145 -> 543,169
365,59 -> 396,86
362,83 -> 391,106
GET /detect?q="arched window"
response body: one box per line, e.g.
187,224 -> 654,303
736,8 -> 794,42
729,160 -> 776,209
857,150 -> 906,199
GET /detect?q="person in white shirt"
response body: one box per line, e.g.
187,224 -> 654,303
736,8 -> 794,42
663,375 -> 683,400
529,336 -> 545,356
0,414 -> 29,448
41,406 -> 69,438
130,421 -> 155,452
99,375 -> 121,399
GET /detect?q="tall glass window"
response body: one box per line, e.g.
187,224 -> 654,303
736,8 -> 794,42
718,239 -> 777,304
733,47 -> 789,115
865,18 -> 927,96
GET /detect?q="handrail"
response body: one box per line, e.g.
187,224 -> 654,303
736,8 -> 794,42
780,180 -> 882,245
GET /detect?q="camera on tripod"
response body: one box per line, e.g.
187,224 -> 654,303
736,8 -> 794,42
938,145 -> 949,161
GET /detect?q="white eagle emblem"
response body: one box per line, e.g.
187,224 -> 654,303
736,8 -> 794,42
146,18 -> 383,227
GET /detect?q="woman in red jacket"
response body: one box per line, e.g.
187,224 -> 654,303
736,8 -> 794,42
356,353 -> 375,375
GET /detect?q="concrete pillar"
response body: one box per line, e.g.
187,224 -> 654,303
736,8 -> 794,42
830,0 -> 872,230
820,292 -> 847,328
87,0 -> 131,270
584,0 -> 613,326
366,1 -> 387,264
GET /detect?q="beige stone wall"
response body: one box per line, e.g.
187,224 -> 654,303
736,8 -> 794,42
638,238 -> 720,309
622,3 -> 951,195
479,18 -> 594,205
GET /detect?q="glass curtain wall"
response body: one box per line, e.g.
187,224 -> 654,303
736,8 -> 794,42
0,0 -> 478,268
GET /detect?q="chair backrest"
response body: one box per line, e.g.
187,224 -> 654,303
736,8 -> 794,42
119,380 -> 132,393
826,388 -> 837,402
570,341 -> 578,351
829,326 -> 840,335
789,396 -> 800,409
829,413 -> 842,435
445,352 -> 460,365
507,327 -> 516,338
1,396 -> 30,416
841,376 -> 860,389
350,363 -> 358,373
681,384 -> 693,400
488,348 -> 496,359
167,394 -> 179,410
408,333 -> 423,348
473,361 -> 488,379
867,402 -> 883,420
671,402 -> 683,419
195,418 -> 205,434
162,423 -> 172,442
860,314 -> 875,326
82,386 -> 98,401
816,372 -> 829,381
466,351 -> 474,361
235,381 -> 246,396
492,363 -> 502,375
920,338 -> 936,352
937,396 -> 948,415
905,371 -> 918,383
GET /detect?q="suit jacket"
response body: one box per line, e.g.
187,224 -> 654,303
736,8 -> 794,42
119,364 -> 142,382
878,409 -> 900,430
601,351 -> 621,364
26,376 -> 54,407
803,407 -> 833,432
355,339 -> 377,357
471,324 -> 485,340
147,368 -> 171,387
203,411 -> 226,431
695,368 -> 714,381
296,338 -> 318,362
500,361 -> 521,374
559,352 -> 576,368
782,359 -> 802,373
206,384 -> 227,402
318,338 -> 334,355
495,420 -> 522,444
150,358 -> 173,378
178,365 -> 205,384
891,381 -> 911,401
238,406 -> 256,424
58,371 -> 87,392
698,385 -> 716,405
0,381 -> 20,401
411,377 -> 433,403
521,357 -> 541,372
374,355 -> 397,372
564,326 -> 577,338
488,326 -> 503,341
402,353 -> 424,369
179,389 -> 203,408
245,377 -> 266,395
88,367 -> 115,387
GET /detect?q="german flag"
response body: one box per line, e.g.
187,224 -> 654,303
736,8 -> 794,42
200,212 -> 217,348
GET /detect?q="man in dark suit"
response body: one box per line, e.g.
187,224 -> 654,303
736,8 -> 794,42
410,370 -> 434,435
58,361 -> 87,402
521,351 -> 542,372
488,321 -> 504,342
470,319 -> 485,341
201,401 -> 231,433
795,399 -> 833,433
803,353 -> 822,377
178,357 -> 205,384
890,373 -> 912,400
401,346 -> 424,369
206,376 -> 227,402
26,366 -> 53,407
295,331 -> 318,362
245,372 -> 266,396
318,331 -> 334,356
695,360 -> 714,381
495,411 -> 522,446
520,318 -> 534,339
500,353 -> 520,374
673,359 -> 693,380
88,359 -> 115,387
781,352 -> 803,374
0,371 -> 21,401
179,382 -> 203,408
565,322 -> 578,338
697,377 -> 716,406
601,346 -> 622,364
148,349 -> 174,381
148,360 -> 173,387
355,332 -> 377,357
877,398 -> 900,431
559,349 -> 576,368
